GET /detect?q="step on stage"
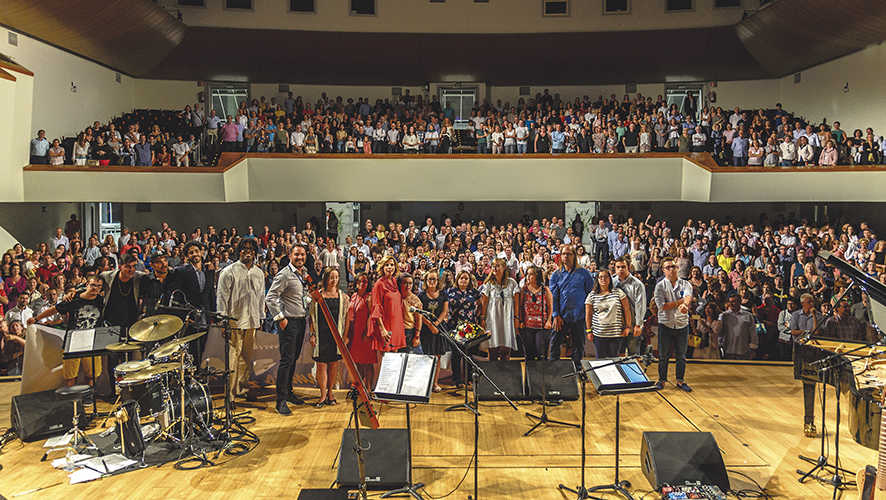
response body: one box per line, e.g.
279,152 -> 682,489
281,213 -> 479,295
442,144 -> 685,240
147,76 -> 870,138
0,361 -> 876,499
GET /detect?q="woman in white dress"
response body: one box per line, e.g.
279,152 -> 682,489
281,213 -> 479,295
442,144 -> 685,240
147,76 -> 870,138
480,258 -> 520,361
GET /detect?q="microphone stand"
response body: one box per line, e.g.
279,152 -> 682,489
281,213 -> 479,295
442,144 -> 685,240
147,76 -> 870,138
524,358 -> 579,437
414,309 -> 518,500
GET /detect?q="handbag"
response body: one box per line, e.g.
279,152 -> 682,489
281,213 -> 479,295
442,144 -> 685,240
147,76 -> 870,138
688,332 -> 702,348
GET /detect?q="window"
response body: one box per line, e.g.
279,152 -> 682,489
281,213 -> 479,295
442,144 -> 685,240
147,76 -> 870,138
604,0 -> 629,14
177,0 -> 204,6
714,0 -> 740,6
350,0 -> 375,15
543,0 -> 568,16
225,0 -> 251,9
666,0 -> 693,11
290,0 -> 314,12
430,0 -> 446,3
474,0 -> 489,3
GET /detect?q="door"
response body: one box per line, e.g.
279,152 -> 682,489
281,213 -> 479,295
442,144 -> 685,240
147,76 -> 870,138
208,84 -> 249,119
439,87 -> 477,124
665,86 -> 702,120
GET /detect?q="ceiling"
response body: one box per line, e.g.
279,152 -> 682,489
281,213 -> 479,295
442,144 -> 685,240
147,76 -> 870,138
2,0 -> 885,85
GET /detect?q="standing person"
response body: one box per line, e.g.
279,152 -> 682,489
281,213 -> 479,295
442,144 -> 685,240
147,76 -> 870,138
613,257 -> 647,355
519,266 -> 552,361
346,273 -> 376,387
370,256 -> 407,358
29,274 -> 105,386
169,241 -> 215,361
30,129 -> 50,164
549,244 -> 595,364
419,271 -> 449,391
266,244 -> 310,415
308,267 -> 350,407
446,270 -> 481,387
776,298 -> 799,361
479,258 -> 520,361
216,239 -> 265,403
692,302 -> 721,359
653,256 -> 694,392
99,253 -> 149,332
400,274 -> 423,353
790,293 -> 822,437
584,269 -> 633,358
717,293 -> 757,360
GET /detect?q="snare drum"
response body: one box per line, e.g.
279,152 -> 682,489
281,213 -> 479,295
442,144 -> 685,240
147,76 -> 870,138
117,376 -> 167,417
114,360 -> 152,383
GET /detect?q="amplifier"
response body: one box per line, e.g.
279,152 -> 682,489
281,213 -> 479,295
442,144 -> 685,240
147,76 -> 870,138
660,482 -> 727,499
11,389 -> 81,442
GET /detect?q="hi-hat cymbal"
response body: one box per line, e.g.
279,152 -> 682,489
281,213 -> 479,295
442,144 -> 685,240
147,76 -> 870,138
106,341 -> 144,352
129,314 -> 183,342
121,362 -> 181,383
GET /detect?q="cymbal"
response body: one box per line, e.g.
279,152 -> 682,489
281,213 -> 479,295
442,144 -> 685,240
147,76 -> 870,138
153,331 -> 207,353
174,330 -> 207,345
106,341 -> 145,352
129,314 -> 183,342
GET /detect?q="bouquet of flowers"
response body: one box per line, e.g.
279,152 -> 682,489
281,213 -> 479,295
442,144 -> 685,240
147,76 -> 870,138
452,322 -> 486,344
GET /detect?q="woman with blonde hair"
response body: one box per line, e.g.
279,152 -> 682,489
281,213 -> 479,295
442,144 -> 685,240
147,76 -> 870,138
480,258 -> 520,361
369,256 -> 406,356
446,270 -> 481,387
308,267 -> 350,407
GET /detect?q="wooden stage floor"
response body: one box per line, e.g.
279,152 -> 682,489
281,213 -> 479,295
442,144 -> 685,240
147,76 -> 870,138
0,361 -> 875,499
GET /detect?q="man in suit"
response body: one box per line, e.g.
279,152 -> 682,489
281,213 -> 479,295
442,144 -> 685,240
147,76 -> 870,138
169,241 -> 215,362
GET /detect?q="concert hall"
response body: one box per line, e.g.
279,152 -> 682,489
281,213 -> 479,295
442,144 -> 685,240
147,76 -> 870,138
1,1 -> 886,499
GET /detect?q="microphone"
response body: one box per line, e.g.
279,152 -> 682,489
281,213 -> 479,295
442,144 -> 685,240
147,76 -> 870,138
408,306 -> 434,316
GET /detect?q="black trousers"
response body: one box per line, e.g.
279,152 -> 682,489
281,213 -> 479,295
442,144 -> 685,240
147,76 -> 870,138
549,319 -> 585,365
276,317 -> 307,401
595,241 -> 609,267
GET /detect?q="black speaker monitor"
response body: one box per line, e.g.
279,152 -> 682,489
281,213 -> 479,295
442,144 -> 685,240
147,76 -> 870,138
10,389 -> 81,442
475,360 -> 526,401
640,431 -> 730,492
525,359 -> 579,401
337,429 -> 409,490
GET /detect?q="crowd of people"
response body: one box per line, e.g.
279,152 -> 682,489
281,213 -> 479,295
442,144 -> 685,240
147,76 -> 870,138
2,210 -> 882,394
29,91 -> 885,167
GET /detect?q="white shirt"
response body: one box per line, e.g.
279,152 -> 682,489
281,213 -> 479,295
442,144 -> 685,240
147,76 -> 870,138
5,306 -> 33,327
172,142 -> 190,157
290,131 -> 305,147
216,261 -> 266,329
515,126 -> 529,143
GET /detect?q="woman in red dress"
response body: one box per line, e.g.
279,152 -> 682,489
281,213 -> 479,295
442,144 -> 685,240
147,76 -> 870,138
370,256 -> 406,364
346,273 -> 376,386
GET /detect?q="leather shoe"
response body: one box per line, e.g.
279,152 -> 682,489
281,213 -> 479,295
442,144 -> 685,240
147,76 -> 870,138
654,380 -> 665,390
287,393 -> 306,405
276,400 -> 292,415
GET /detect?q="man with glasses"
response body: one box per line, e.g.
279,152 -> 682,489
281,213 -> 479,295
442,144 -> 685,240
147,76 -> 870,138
29,275 -> 105,386
790,293 -> 822,437
653,257 -> 694,392
613,257 -> 646,356
549,244 -> 595,365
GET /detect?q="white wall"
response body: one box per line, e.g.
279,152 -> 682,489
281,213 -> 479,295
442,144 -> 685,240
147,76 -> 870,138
3,30 -> 196,141
712,78 -> 779,111
173,0 -> 749,33
777,42 -> 886,136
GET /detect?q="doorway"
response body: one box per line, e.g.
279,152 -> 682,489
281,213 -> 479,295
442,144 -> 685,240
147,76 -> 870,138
439,87 -> 477,123
665,85 -> 703,120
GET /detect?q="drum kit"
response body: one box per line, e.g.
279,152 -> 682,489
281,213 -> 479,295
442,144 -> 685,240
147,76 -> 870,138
105,314 -> 215,449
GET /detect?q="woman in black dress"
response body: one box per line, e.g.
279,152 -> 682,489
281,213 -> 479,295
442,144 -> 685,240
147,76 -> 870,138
309,267 -> 350,407
419,270 -> 449,391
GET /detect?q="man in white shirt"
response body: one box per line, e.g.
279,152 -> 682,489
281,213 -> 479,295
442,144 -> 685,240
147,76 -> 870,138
290,125 -> 306,153
779,135 -> 797,166
50,227 -> 70,251
216,239 -> 265,402
5,293 -> 33,326
172,136 -> 191,167
515,121 -> 529,154
653,257 -> 693,391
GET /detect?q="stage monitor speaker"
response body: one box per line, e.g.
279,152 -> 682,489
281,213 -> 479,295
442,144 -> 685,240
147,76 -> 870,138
297,489 -> 349,499
337,429 -> 409,490
640,431 -> 730,493
475,360 -> 526,401
10,389 -> 81,442
525,360 -> 579,401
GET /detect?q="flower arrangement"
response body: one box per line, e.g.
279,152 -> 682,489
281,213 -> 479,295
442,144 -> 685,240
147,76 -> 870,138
453,322 -> 485,344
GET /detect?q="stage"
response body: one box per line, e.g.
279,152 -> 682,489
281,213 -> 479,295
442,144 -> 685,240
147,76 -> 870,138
0,361 -> 875,499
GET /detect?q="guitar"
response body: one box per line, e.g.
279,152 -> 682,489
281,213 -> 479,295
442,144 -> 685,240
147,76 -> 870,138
856,387 -> 886,500
307,280 -> 380,429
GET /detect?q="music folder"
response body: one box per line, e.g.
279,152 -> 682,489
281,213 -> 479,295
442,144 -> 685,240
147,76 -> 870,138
373,353 -> 437,404
63,326 -> 122,359
581,358 -> 655,393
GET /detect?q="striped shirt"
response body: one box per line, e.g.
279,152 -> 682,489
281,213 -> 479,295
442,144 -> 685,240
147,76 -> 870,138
584,289 -> 627,338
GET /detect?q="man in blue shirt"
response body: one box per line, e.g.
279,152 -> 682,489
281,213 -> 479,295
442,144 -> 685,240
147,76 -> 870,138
689,237 -> 709,268
30,130 -> 50,164
549,244 -> 595,364
134,135 -> 153,166
550,124 -> 566,154
731,130 -> 749,166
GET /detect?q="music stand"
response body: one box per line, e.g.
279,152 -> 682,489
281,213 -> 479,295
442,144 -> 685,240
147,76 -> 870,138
558,356 -> 656,500
63,326 -> 122,416
374,352 -> 438,500
445,333 -> 489,413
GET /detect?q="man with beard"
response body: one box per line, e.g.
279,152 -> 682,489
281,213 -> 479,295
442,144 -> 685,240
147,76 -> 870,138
144,253 -> 174,315
30,275 -> 106,386
100,254 -> 149,333
549,244 -> 596,364
170,241 -> 215,361
216,239 -> 265,403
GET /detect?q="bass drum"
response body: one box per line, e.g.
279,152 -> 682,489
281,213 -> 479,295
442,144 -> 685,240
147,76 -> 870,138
160,379 -> 214,433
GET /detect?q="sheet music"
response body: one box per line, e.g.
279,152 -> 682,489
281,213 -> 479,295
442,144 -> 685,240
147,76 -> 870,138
374,352 -> 406,395
68,329 -> 95,353
400,354 -> 435,397
587,360 -> 626,386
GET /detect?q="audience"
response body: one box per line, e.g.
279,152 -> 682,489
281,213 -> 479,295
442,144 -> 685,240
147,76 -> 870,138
32,92 -> 885,168
3,212 -> 883,373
